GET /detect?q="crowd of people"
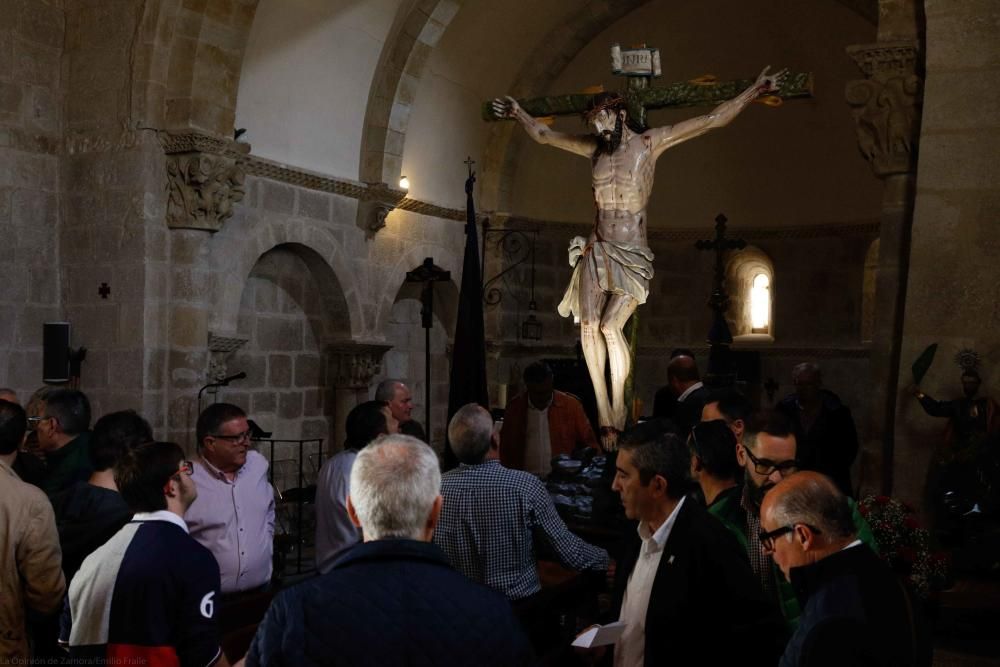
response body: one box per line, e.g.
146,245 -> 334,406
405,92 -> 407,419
1,361 -> 930,667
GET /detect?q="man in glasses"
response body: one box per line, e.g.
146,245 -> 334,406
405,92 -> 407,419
67,441 -> 230,666
186,403 -> 275,596
608,421 -> 785,666
761,473 -> 928,666
726,411 -> 876,631
33,388 -> 94,498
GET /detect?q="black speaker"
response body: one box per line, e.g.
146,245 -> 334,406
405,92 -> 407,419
43,321 -> 70,383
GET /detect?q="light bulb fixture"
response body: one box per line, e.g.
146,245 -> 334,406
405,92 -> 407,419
399,175 -> 410,190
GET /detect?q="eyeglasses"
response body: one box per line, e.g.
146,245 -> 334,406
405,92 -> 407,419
743,446 -> 798,477
210,431 -> 251,444
170,460 -> 194,483
26,415 -> 52,430
758,523 -> 821,554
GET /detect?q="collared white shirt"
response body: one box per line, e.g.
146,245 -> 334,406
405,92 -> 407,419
185,450 -> 275,594
615,496 -> 687,667
677,381 -> 704,403
132,510 -> 186,533
523,398 -> 552,477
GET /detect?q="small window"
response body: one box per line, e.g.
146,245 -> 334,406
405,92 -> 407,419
751,273 -> 770,332
724,245 -> 774,342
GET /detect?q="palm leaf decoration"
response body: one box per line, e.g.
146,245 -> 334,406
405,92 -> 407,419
911,344 -> 938,385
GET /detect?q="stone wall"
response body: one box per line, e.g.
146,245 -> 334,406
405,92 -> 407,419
0,0 -> 63,399
893,0 -> 1000,508
157,170 -> 465,450
487,222 -> 875,471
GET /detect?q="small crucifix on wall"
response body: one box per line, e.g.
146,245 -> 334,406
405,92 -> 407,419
98,282 -> 111,299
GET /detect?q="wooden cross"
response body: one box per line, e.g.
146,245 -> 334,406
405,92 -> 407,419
483,43 -> 811,127
696,214 -> 745,351
98,282 -> 111,299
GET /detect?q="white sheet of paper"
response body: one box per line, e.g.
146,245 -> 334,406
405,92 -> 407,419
571,621 -> 627,648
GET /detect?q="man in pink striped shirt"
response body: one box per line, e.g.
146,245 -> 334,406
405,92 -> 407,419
186,403 -> 275,595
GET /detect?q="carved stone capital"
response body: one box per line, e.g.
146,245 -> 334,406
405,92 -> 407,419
326,341 -> 393,389
206,331 -> 249,382
846,41 -> 919,79
845,41 -> 922,177
161,131 -> 251,232
357,182 -> 408,237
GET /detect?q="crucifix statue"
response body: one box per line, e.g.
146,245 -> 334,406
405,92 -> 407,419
489,44 -> 805,449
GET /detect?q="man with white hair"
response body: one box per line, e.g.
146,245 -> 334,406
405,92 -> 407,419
436,404 -> 609,600
246,435 -> 533,667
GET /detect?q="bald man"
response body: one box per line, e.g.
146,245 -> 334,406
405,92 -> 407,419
760,473 -> 928,667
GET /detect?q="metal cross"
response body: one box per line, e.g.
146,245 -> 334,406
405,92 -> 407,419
98,282 -> 111,299
695,214 -> 746,316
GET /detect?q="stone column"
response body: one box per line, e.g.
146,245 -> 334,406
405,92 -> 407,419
160,131 -> 251,444
326,343 -> 393,455
845,38 -> 922,494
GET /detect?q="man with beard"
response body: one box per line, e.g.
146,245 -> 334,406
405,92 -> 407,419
732,410 -> 876,631
493,66 -> 785,449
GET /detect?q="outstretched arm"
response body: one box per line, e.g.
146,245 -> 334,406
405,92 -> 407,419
492,96 -> 596,158
648,66 -> 787,156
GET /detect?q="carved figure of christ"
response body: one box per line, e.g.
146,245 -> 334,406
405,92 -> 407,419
493,67 -> 785,449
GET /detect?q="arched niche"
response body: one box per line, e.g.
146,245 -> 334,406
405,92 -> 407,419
375,275 -> 459,451
725,245 -> 775,342
861,238 -> 879,343
229,242 -> 353,455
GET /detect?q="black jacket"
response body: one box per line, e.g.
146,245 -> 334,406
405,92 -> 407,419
777,391 -> 859,496
611,498 -> 786,666
781,544 -> 930,667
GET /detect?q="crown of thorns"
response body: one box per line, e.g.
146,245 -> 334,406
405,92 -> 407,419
583,94 -> 626,122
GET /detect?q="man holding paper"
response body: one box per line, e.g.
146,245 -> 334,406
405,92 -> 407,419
605,421 -> 785,666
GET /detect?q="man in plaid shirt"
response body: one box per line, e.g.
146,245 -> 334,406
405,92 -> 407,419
435,403 -> 609,600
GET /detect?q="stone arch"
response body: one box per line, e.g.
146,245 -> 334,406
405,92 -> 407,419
134,0 -> 260,137
209,216 -> 364,339
724,245 -> 775,340
359,0 -> 466,185
861,237 -> 879,343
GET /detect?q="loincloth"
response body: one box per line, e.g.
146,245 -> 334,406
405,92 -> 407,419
557,236 -> 655,320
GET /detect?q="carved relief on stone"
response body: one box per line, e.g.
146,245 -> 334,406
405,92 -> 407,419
357,182 -> 408,238
161,131 -> 251,232
846,41 -> 922,177
327,342 -> 393,389
206,332 -> 249,382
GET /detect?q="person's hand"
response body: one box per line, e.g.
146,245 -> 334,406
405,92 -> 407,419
755,66 -> 788,94
491,95 -> 520,120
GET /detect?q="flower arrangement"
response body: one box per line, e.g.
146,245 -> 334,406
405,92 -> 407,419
857,494 -> 951,598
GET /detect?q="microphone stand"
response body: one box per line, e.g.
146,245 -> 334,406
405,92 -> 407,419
197,372 -> 246,417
